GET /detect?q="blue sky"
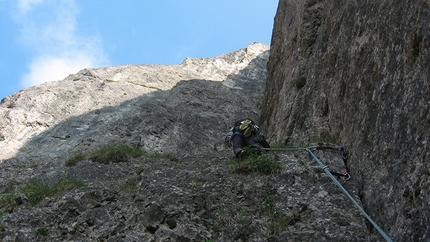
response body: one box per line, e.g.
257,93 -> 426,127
0,0 -> 278,100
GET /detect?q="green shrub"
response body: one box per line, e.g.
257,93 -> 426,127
0,195 -> 17,213
295,76 -> 307,89
20,180 -> 54,206
88,144 -> 145,164
55,178 -> 85,193
65,152 -> 87,167
36,227 -> 48,236
0,180 -> 20,213
230,151 -> 281,175
20,178 -> 85,206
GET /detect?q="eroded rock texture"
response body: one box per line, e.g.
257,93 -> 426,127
0,42 -> 378,241
261,1 -> 429,241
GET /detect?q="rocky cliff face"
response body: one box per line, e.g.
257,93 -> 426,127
0,43 -> 379,241
0,42 -> 268,163
261,1 -> 429,241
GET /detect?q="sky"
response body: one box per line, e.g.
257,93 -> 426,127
0,0 -> 278,100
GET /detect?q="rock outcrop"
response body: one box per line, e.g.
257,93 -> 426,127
261,1 -> 429,241
0,42 -> 379,241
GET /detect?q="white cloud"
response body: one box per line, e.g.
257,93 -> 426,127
14,0 -> 109,88
18,0 -> 44,14
21,55 -> 93,87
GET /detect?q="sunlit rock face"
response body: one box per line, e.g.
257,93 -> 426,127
0,42 -> 269,162
261,0 -> 429,241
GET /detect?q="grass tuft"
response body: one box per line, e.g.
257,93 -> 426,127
20,178 -> 85,206
229,150 -> 281,175
65,152 -> 86,167
88,144 -> 145,164
0,195 -> 17,214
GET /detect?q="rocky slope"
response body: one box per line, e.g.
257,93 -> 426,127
261,1 -> 429,241
0,43 -> 379,241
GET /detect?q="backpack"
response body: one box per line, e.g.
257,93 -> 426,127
237,119 -> 256,137
224,119 -> 258,147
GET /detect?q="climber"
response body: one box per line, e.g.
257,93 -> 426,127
224,118 -> 270,158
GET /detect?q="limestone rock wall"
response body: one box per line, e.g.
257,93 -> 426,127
261,0 -> 429,241
0,42 -> 269,162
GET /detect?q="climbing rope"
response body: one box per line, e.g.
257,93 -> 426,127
261,147 -> 393,242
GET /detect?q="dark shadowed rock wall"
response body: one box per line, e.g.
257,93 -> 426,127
261,0 -> 429,241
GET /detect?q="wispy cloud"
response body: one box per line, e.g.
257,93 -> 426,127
18,0 -> 44,14
21,54 -> 95,87
14,0 -> 108,88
